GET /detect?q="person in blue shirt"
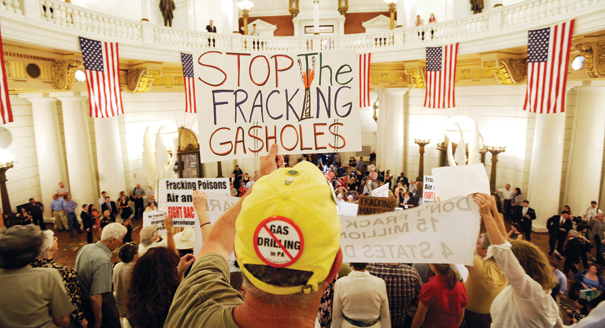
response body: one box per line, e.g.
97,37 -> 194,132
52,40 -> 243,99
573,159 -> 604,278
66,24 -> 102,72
62,195 -> 80,237
50,194 -> 67,231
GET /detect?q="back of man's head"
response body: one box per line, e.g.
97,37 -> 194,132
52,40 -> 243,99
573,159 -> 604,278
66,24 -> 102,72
234,161 -> 340,303
101,223 -> 127,242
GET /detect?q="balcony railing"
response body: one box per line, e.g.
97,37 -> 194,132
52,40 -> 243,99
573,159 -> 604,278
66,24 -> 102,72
0,0 -> 604,57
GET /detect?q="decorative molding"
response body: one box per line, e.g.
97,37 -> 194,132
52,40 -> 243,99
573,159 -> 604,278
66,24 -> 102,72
406,62 -> 426,89
243,19 -> 278,36
361,14 -> 391,33
576,41 -> 605,78
126,63 -> 163,93
369,62 -> 408,89
52,59 -> 82,90
483,58 -> 527,85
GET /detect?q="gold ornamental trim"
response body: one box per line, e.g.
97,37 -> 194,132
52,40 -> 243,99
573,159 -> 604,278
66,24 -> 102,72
127,67 -> 162,93
483,58 -> 527,85
52,59 -> 82,90
576,41 -> 605,78
406,67 -> 426,89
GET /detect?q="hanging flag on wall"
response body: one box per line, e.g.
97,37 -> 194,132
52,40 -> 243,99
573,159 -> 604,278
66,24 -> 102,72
358,53 -> 371,108
424,43 -> 458,109
0,24 -> 13,125
523,19 -> 574,114
79,37 -> 124,118
181,53 -> 197,114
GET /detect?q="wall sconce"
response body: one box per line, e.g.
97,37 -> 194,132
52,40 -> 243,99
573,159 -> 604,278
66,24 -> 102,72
289,0 -> 299,18
339,0 -> 349,16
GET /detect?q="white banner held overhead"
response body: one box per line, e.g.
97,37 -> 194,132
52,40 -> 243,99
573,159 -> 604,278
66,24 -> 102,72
340,196 -> 480,265
371,183 -> 390,198
432,164 -> 490,201
194,50 -> 362,162
423,175 -> 435,203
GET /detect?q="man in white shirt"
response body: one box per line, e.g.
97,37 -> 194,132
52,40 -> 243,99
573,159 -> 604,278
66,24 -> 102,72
332,263 -> 391,328
57,182 -> 69,200
98,191 -> 106,208
146,186 -> 155,204
583,201 -> 602,221
494,184 -> 514,220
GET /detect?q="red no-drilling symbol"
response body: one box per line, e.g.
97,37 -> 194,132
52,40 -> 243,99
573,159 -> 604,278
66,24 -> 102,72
253,216 -> 304,268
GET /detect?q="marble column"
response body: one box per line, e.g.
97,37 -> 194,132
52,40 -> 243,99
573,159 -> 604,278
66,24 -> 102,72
564,86 -> 605,213
20,94 -> 68,220
52,92 -> 98,214
527,112 -> 566,232
376,88 -> 406,175
141,0 -> 151,22
396,0 -> 405,27
313,0 -> 320,34
94,116 -> 127,199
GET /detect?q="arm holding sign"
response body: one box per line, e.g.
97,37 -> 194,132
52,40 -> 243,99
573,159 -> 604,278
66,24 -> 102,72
198,144 -> 284,260
164,215 -> 178,256
193,191 -> 211,244
473,193 -> 560,309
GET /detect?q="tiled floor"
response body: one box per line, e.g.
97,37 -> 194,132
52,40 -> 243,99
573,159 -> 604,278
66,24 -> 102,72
49,217 -> 591,325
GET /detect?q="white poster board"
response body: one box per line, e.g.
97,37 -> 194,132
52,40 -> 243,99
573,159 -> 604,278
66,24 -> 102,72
340,196 -> 480,265
194,50 -> 362,162
143,211 -> 168,236
158,179 -> 231,254
423,175 -> 435,203
371,183 -> 390,198
432,164 -> 490,201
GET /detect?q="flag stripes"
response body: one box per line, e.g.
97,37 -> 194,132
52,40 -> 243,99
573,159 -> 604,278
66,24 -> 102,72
523,19 -> 574,114
424,43 -> 458,109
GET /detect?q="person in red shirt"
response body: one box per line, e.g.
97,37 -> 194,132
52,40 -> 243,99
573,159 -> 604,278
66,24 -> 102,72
411,263 -> 467,328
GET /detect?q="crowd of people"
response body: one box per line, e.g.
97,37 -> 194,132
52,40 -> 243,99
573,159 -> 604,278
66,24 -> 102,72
1,148 -> 605,327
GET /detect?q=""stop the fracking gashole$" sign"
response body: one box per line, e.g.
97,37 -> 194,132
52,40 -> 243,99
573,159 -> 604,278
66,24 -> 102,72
194,50 -> 362,162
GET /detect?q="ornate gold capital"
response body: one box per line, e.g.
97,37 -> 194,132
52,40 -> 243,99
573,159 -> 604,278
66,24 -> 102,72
483,58 -> 527,85
127,64 -> 162,93
576,41 -> 605,78
52,59 -> 82,90
406,67 -> 426,89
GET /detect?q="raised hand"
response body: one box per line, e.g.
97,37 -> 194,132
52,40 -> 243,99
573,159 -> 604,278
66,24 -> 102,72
260,143 -> 284,178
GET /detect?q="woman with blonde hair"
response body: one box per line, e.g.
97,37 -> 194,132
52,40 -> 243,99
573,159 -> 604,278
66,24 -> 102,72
411,263 -> 467,328
473,193 -> 562,327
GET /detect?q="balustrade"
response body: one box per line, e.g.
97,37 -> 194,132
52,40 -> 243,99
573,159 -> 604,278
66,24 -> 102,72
0,0 -> 603,55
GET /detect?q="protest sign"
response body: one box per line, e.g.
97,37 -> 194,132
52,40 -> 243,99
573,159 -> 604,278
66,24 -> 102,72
371,183 -> 390,198
432,164 -> 490,201
194,49 -> 362,162
158,179 -> 231,254
337,202 -> 359,217
341,196 -> 480,265
143,211 -> 167,236
357,195 -> 397,215
423,176 -> 435,203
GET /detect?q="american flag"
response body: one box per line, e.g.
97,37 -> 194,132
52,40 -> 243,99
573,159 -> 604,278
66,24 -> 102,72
0,24 -> 12,124
424,43 -> 458,109
358,53 -> 371,108
79,37 -> 124,118
523,20 -> 574,114
181,53 -> 197,114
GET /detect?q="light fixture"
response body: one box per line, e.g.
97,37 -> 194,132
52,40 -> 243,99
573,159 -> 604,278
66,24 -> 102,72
0,148 -> 15,215
384,0 -> 397,30
372,99 -> 379,123
414,139 -> 430,182
75,69 -> 86,82
444,116 -> 475,144
238,0 -> 254,35
289,0 -> 299,18
486,146 -> 506,193
338,0 -> 348,15
572,55 -> 585,70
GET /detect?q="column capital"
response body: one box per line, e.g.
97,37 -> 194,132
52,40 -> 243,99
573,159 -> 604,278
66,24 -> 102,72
382,87 -> 408,95
49,92 -> 88,100
18,93 -> 57,103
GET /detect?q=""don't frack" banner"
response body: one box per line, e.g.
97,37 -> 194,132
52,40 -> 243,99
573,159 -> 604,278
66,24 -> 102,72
340,196 -> 480,265
194,50 -> 362,162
